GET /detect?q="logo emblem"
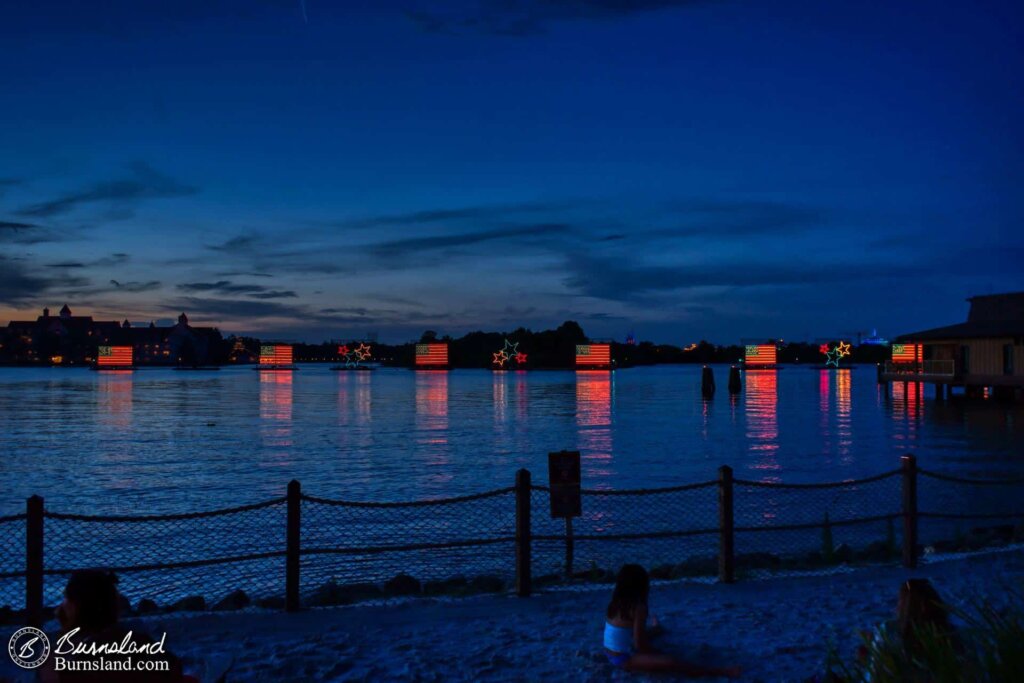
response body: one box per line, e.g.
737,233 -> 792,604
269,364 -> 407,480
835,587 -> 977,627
8,627 -> 50,669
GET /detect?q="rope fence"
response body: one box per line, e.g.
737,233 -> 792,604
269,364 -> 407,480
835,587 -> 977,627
2,454 -> 1023,627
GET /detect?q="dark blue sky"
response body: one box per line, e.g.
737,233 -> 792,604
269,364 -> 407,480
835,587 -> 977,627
2,1 -> 1022,343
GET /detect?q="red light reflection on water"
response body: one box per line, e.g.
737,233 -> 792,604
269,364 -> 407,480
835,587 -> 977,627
744,370 -> 779,478
888,380 -> 923,452
259,371 -> 293,457
576,371 -> 613,477
97,371 -> 133,429
836,371 -> 852,461
493,373 -> 507,424
415,371 -> 449,446
336,371 -> 373,430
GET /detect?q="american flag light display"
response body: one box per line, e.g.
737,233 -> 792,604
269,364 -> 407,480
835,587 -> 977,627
97,345 -> 133,367
891,343 -> 921,363
415,343 -> 448,367
259,344 -> 293,366
745,344 -> 777,366
575,344 -> 611,367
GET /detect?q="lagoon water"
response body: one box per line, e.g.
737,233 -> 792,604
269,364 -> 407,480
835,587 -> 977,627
1,364 -> 1022,515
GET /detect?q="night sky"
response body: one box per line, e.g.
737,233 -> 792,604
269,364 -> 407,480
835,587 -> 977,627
2,1 -> 1022,343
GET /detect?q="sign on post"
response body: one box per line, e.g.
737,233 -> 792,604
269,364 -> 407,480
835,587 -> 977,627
548,450 -> 581,519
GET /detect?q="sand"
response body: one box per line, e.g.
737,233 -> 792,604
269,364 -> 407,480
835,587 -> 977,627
3,548 -> 1022,682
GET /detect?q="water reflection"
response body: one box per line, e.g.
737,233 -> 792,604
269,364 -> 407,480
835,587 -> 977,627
836,371 -> 852,461
259,372 -> 293,456
353,372 -> 372,425
415,371 -> 449,447
890,380 -> 923,450
493,372 -> 508,425
337,371 -> 373,427
576,371 -> 613,477
96,371 -> 133,429
745,370 -> 779,478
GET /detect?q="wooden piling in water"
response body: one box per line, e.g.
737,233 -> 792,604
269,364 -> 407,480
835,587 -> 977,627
701,366 -> 716,399
727,366 -> 741,394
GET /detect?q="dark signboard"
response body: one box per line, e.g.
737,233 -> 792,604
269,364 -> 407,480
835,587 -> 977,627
548,450 -> 581,519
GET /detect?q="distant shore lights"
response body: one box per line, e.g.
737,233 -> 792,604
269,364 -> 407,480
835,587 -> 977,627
96,345 -> 133,369
415,343 -> 448,368
259,344 -> 294,367
744,344 -> 777,367
576,343 -> 611,368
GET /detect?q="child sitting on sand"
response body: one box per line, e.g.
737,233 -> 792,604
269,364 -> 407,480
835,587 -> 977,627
603,564 -> 741,677
859,578 -> 960,678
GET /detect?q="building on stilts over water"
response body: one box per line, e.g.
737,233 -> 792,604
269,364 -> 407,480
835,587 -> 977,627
881,292 -> 1024,401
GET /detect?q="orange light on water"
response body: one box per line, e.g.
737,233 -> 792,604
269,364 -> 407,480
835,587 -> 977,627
745,369 -> 780,474
416,371 -> 449,448
577,371 -> 613,467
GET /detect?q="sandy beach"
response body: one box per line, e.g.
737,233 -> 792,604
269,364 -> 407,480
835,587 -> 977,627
6,548 -> 1019,682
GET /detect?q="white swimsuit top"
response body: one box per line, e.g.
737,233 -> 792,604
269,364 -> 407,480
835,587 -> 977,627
603,622 -> 633,653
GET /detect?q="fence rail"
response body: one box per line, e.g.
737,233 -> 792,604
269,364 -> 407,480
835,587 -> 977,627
3,454 -> 1023,626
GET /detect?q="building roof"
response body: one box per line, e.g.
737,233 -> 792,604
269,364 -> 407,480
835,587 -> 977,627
895,292 -> 1024,342
966,291 -> 1024,322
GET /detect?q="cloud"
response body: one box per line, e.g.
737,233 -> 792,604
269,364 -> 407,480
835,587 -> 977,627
161,297 -> 459,334
16,162 -> 197,218
660,199 -> 826,238
0,220 -> 73,245
45,253 -> 129,269
561,252 -> 927,303
405,0 -> 712,36
340,201 -> 573,229
177,280 -> 297,299
370,222 -> 571,259
0,256 -> 90,305
0,220 -> 36,232
109,279 -> 162,293
162,297 -> 303,320
207,234 -> 261,253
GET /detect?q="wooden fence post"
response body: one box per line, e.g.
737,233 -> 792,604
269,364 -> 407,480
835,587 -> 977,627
901,455 -> 918,569
515,469 -> 532,597
26,495 -> 44,627
286,479 -> 301,612
564,517 -> 574,580
718,466 -> 735,584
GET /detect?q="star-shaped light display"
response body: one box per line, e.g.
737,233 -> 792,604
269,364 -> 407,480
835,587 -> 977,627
836,341 -> 851,357
492,339 -> 526,368
825,348 -> 840,367
818,343 -> 830,355
337,342 -> 372,368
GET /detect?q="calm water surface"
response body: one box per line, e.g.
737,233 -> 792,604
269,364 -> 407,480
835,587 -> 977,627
1,365 -> 1022,514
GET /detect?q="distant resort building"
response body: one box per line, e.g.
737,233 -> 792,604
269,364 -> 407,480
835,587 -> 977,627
883,292 -> 1024,400
1,306 -> 223,366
